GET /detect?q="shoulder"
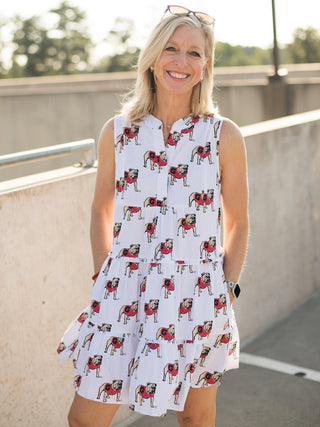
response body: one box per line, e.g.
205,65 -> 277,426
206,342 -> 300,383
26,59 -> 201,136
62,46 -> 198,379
220,117 -> 243,143
219,118 -> 246,169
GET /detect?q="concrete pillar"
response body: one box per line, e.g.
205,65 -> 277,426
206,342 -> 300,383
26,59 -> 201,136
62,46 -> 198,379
265,74 -> 289,120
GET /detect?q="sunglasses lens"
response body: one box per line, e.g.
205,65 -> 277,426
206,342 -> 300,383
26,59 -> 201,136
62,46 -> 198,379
168,5 -> 189,15
194,12 -> 215,25
166,5 -> 215,25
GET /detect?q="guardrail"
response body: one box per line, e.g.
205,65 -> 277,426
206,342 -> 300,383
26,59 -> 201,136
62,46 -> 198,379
0,139 -> 96,169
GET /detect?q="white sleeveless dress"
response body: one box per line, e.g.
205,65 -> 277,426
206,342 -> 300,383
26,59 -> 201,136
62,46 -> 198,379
57,113 -> 240,417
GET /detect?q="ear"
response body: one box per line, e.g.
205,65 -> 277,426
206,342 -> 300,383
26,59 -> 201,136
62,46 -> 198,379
202,58 -> 209,76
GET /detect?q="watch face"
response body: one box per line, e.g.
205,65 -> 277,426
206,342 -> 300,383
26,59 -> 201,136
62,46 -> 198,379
234,284 -> 241,298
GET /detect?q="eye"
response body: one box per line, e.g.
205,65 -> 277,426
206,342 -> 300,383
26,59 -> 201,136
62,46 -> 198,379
165,46 -> 176,52
190,51 -> 201,57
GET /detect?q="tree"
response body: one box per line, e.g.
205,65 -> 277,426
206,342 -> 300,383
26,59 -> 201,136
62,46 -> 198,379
215,42 -> 271,67
287,27 -> 320,63
94,17 -> 140,73
48,1 -> 93,74
10,15 -> 55,77
9,1 -> 93,77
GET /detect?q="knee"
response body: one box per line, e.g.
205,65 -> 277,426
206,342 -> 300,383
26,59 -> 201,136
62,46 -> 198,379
67,407 -> 85,427
177,412 -> 215,427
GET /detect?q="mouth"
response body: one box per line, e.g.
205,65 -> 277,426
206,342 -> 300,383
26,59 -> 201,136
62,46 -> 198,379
167,71 -> 190,80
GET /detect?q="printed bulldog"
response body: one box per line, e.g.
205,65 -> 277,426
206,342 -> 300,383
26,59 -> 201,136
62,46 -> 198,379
172,381 -> 182,404
162,275 -> 175,298
190,141 -> 213,165
199,345 -> 211,367
192,321 -> 213,341
124,169 -> 139,192
113,223 -> 122,244
154,238 -> 173,260
102,257 -> 113,275
73,375 -> 82,389
141,342 -> 161,357
178,298 -> 193,321
145,216 -> 158,243
214,120 -> 221,138
116,177 -> 125,198
139,276 -> 147,296
104,336 -> 125,355
84,355 -> 103,377
144,150 -> 167,172
165,131 -> 182,147
118,301 -> 138,324
90,300 -> 100,318
176,260 -> 194,274
214,294 -> 227,316
135,383 -> 157,408
169,164 -> 189,186
97,380 -> 123,402
104,277 -> 120,300
184,359 -> 198,381
97,323 -> 112,332
77,311 -> 89,330
229,341 -> 237,359
144,196 -> 168,215
115,124 -> 139,152
148,262 -> 162,274
123,206 -> 142,221
82,333 -> 94,351
194,272 -> 212,296
181,116 -> 200,141
195,371 -> 223,387
214,333 -> 231,348
163,361 -> 179,384
128,356 -> 140,376
57,342 -> 66,354
177,214 -> 198,238
204,114 -> 214,124
189,189 -> 214,212
144,299 -> 159,323
200,237 -> 216,262
117,244 -> 140,259
125,261 -> 139,278
156,324 -> 175,342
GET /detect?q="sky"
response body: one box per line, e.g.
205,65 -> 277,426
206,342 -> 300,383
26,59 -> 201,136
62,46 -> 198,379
1,0 -> 319,59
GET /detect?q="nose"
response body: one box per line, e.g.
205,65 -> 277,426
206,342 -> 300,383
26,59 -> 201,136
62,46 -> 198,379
174,51 -> 188,67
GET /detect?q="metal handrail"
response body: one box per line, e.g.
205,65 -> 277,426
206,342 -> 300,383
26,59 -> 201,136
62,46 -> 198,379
0,139 -> 96,169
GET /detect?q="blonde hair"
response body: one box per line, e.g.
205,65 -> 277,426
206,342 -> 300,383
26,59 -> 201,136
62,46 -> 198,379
121,14 -> 216,122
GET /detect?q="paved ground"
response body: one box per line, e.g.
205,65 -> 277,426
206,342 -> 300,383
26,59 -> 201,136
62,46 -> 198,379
116,290 -> 320,427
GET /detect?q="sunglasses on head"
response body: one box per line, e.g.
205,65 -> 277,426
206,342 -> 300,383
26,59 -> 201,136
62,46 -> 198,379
165,5 -> 215,26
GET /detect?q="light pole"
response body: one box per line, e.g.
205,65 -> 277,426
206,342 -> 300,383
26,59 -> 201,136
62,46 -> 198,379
271,0 -> 280,79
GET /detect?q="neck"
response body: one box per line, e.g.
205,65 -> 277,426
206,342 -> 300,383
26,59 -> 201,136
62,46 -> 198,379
153,91 -> 192,127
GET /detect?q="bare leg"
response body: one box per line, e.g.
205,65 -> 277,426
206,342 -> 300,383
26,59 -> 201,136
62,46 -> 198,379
68,392 -> 120,427
176,385 -> 218,427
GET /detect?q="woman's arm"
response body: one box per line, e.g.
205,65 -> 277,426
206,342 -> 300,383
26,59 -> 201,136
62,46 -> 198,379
219,119 -> 249,303
90,118 -> 115,274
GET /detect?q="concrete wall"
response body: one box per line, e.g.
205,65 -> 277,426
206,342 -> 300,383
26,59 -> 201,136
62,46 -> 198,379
0,110 -> 319,426
1,64 -> 319,181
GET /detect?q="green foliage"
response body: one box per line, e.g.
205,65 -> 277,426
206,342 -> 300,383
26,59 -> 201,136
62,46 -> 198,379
286,27 -> 320,63
0,4 -> 319,80
215,42 -> 272,67
48,1 -> 93,74
94,18 -> 140,73
8,1 -> 93,77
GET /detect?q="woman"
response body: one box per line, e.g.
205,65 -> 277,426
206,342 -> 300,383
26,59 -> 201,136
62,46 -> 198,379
58,5 -> 249,426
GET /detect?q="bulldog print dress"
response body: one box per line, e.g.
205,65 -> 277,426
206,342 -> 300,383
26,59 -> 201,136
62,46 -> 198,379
57,113 -> 240,417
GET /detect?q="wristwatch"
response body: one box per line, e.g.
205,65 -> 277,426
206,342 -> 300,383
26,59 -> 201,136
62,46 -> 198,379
224,280 -> 241,298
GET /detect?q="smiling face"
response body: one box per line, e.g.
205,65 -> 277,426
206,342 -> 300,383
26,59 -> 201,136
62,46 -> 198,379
153,25 -> 208,99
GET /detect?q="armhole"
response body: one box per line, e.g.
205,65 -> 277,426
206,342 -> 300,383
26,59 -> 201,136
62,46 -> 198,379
214,116 -> 224,185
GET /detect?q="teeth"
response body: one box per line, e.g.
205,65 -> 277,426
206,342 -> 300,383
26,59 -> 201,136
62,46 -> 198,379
169,71 -> 188,79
